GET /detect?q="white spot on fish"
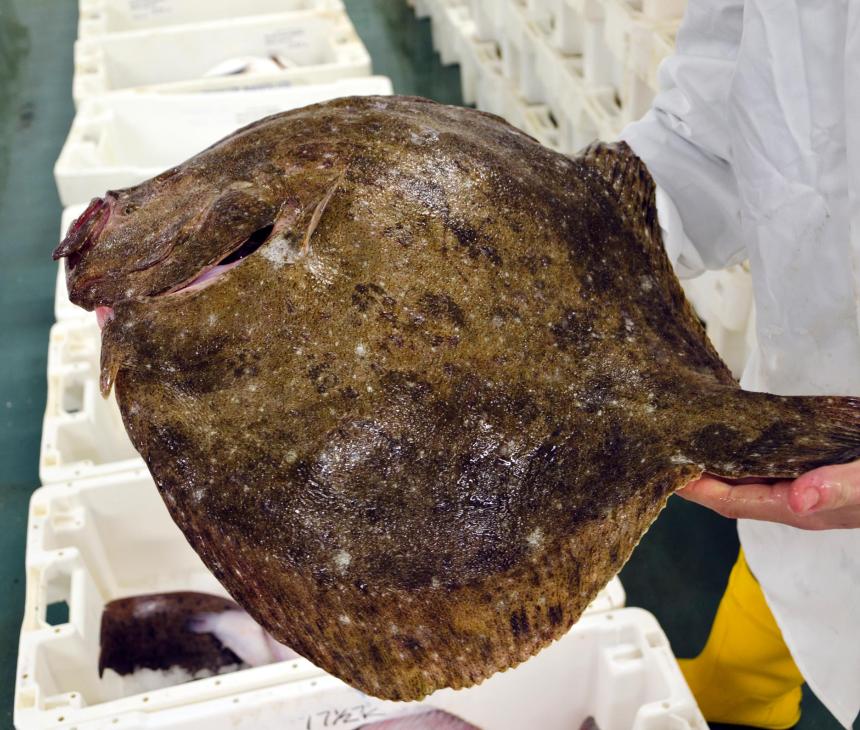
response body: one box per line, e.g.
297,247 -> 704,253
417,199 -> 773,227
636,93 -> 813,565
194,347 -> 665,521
208,313 -> 218,326
333,550 -> 351,573
355,343 -> 366,357
527,528 -> 544,548
262,237 -> 300,267
285,450 -> 297,464
338,614 -> 352,625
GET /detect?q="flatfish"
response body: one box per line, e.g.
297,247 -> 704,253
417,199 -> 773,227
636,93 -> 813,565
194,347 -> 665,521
55,96 -> 860,700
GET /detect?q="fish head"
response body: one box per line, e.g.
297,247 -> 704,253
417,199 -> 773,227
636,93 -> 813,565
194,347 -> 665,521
53,142 -> 282,311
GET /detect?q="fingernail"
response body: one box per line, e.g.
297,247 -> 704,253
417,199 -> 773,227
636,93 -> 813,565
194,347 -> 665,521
797,488 -> 820,513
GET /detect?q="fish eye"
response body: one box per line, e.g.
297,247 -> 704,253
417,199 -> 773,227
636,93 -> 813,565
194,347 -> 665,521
124,203 -> 139,215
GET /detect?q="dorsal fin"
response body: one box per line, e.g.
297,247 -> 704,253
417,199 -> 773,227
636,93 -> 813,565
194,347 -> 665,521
580,141 -> 661,253
580,140 -> 736,385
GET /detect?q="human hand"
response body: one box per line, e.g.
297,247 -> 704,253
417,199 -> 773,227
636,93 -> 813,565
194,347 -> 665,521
676,460 -> 860,529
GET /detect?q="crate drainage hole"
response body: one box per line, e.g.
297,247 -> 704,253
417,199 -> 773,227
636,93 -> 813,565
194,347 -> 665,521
47,601 -> 70,626
62,381 -> 85,414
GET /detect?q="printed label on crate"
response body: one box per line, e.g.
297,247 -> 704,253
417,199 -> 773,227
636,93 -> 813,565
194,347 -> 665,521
264,27 -> 312,51
127,0 -> 171,19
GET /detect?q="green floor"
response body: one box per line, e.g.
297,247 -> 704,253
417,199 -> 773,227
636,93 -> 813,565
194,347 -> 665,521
0,1 -> 852,728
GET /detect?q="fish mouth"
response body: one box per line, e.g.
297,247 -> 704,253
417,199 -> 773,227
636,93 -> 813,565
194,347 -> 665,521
53,194 -> 115,269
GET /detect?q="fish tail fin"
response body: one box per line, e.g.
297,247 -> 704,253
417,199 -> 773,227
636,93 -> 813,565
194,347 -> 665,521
694,390 -> 860,480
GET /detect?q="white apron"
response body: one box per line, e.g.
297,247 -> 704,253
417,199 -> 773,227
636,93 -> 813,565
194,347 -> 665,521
621,0 -> 860,725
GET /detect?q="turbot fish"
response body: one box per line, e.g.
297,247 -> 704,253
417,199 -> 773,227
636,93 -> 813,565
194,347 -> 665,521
55,96 -> 860,701
99,591 -> 296,679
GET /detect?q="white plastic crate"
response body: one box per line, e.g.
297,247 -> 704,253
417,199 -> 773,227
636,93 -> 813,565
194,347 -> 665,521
411,0 -> 469,64
522,105 -> 561,150
431,0 -> 681,154
16,470 -> 671,730
456,34 -> 499,106
460,33 -> 507,117
467,0 -> 503,42
72,8 -> 371,104
603,0 -> 678,94
55,77 -> 394,206
528,30 -> 618,151
581,86 -> 624,141
641,0 -> 686,21
432,3 -> 473,66
524,0 -> 609,60
78,0 -> 342,37
459,29 -> 550,137
500,1 -> 547,104
603,0 -> 642,62
40,318 -> 143,485
411,0 -> 433,18
644,22 -> 677,91
55,205 -> 90,322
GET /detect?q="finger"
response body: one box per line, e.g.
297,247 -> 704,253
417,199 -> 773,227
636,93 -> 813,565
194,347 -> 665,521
676,477 -> 798,523
678,477 -> 860,529
789,461 -> 860,514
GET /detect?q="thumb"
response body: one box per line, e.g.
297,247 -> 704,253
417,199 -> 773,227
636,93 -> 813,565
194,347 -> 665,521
789,461 -> 860,515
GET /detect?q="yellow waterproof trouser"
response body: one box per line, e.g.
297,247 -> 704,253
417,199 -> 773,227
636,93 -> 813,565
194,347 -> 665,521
679,549 -> 804,729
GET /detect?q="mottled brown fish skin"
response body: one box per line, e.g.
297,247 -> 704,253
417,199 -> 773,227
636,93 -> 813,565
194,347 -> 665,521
56,96 -> 860,700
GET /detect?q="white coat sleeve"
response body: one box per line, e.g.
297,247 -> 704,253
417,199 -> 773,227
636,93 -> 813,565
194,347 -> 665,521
619,0 -> 746,278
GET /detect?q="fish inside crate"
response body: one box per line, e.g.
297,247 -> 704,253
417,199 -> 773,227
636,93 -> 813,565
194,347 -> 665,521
72,8 -> 371,102
17,471 -> 325,716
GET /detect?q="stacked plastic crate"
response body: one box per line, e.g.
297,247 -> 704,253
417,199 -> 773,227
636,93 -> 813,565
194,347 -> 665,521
17,2 -> 707,728
410,0 -> 682,155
